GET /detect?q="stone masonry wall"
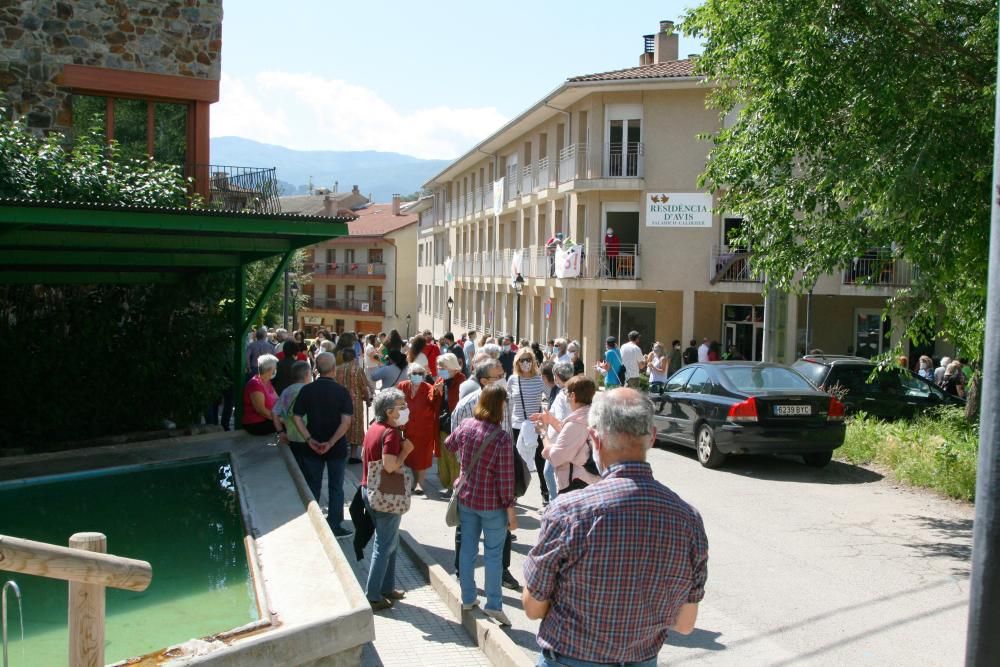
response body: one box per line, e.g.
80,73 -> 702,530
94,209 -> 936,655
0,0 -> 222,134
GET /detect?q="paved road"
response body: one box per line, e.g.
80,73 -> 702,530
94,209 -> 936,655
383,442 -> 973,666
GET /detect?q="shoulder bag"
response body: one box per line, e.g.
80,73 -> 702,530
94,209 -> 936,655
366,426 -> 414,514
445,425 -> 501,527
439,381 -> 452,433
513,378 -> 534,497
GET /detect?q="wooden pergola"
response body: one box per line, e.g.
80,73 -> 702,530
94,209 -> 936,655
0,198 -> 350,422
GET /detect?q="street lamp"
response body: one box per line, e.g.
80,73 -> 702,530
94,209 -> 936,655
405,313 -> 411,338
446,296 -> 454,334
289,280 -> 299,332
512,273 -> 524,342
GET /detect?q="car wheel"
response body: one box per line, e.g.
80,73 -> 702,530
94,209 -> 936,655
696,424 -> 726,468
802,451 -> 833,467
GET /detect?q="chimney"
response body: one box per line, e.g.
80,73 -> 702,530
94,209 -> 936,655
323,195 -> 333,216
333,180 -> 339,193
392,194 -> 401,216
640,33 -> 655,66
352,184 -> 360,194
654,20 -> 679,63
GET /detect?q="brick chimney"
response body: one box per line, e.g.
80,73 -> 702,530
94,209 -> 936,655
654,20 -> 679,63
323,194 -> 333,216
352,184 -> 360,194
392,194 -> 401,216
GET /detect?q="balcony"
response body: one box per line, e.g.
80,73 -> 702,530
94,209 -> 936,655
505,166 -> 519,202
842,249 -> 911,287
709,246 -> 761,284
605,142 -> 645,178
199,164 -> 281,214
520,164 -> 534,197
558,143 -> 589,183
307,262 -> 387,278
534,157 -> 552,192
307,298 -> 386,315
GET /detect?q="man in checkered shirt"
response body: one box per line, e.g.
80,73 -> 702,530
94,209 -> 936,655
523,388 -> 709,666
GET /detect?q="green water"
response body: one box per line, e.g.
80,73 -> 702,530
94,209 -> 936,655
0,457 -> 258,666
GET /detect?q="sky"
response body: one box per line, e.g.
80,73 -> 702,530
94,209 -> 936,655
211,0 -> 703,160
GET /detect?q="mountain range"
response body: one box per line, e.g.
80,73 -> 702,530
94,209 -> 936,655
209,136 -> 451,203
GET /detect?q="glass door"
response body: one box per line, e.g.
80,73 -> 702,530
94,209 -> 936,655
854,308 -> 890,359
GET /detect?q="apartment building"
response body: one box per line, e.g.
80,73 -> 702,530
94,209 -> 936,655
290,195 -> 417,337
416,20 -> 923,366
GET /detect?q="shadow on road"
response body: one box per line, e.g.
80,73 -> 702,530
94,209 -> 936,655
667,627 -> 726,651
903,515 -> 972,577
654,442 -> 884,485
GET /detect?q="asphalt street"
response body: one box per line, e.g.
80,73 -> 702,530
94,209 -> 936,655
378,442 -> 973,666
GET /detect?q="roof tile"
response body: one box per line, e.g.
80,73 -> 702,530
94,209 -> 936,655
568,58 -> 696,83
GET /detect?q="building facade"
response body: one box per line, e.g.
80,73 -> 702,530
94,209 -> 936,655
417,20 -> 921,366
289,195 -> 417,338
0,1 -> 224,198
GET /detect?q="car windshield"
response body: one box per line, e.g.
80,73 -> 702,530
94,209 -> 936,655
722,366 -> 816,392
791,360 -> 828,387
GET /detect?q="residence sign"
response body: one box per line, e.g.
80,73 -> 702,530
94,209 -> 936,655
646,192 -> 713,228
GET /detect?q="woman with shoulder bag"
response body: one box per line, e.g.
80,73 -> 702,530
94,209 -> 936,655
507,348 -> 547,501
361,388 -> 415,611
540,375 -> 600,494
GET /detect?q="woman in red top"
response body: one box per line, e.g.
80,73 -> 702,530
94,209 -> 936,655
432,353 -> 466,495
242,353 -> 279,435
361,387 -> 415,610
397,362 -> 441,495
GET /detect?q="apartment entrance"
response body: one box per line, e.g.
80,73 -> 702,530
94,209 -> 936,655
601,301 -> 656,347
855,308 -> 890,359
602,203 -> 639,279
722,304 -> 764,361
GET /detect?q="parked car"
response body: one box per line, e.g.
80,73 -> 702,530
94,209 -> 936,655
791,355 -> 963,420
650,362 -> 847,469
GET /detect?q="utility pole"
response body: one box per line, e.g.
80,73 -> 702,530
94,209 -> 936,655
966,13 -> 1000,664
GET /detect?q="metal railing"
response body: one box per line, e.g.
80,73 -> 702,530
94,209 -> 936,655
842,250 -> 911,287
464,192 -> 474,217
307,262 -> 387,277
505,166 -> 519,201
710,245 -> 761,284
520,164 -> 534,196
484,183 -> 495,211
575,242 -> 641,279
535,157 -> 551,191
307,298 -> 386,314
196,164 -> 282,214
605,142 -> 645,177
558,143 -> 589,183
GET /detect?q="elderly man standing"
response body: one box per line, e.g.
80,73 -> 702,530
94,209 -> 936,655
292,352 -> 355,538
246,326 -> 274,376
522,388 -> 709,666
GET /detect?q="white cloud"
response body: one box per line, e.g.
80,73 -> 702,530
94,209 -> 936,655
211,72 -> 509,160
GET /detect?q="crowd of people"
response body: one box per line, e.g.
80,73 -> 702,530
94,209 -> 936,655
238,324 -> 709,665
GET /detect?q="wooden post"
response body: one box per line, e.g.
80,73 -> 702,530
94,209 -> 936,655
68,533 -> 106,667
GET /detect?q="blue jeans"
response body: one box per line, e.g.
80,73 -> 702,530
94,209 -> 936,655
544,460 -> 558,501
360,486 -> 401,601
458,503 -> 507,611
290,442 -> 346,529
536,649 -> 657,667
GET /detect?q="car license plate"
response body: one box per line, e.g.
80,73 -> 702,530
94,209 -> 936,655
774,404 -> 812,416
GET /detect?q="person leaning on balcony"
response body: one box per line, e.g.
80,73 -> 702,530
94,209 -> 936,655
361,388 -> 416,612
242,353 -> 279,435
604,227 -> 621,278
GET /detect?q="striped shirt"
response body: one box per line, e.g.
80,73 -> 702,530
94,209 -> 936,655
508,374 -> 545,429
523,461 -> 709,663
444,418 -> 515,510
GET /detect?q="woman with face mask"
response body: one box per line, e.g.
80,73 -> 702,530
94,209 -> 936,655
508,348 -> 549,502
397,363 -> 441,495
917,355 -> 935,381
361,388 -> 416,611
433,353 -> 467,496
646,342 -> 670,393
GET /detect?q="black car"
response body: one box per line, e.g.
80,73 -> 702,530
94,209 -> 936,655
650,362 -> 846,469
791,355 -> 963,420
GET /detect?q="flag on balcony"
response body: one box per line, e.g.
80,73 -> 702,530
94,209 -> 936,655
555,244 -> 582,279
444,257 -> 454,281
510,251 -> 522,278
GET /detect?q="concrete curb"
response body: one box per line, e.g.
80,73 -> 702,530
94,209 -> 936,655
345,468 -> 533,667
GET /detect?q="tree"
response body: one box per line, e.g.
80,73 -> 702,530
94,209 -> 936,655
683,0 -> 997,359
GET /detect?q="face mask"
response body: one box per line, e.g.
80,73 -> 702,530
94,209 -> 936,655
674,344 -> 681,350
396,408 -> 410,426
439,369 -> 451,379
502,345 -> 511,353
409,374 -> 424,384
519,361 -> 532,371
491,377 -> 507,387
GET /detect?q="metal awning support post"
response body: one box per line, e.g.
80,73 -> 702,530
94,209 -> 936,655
966,13 -> 1000,664
242,251 -> 295,333
233,262 -> 247,428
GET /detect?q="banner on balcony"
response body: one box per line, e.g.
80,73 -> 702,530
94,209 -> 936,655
555,244 -> 583,279
493,177 -> 504,216
304,316 -> 323,325
510,250 -> 522,278
444,257 -> 454,281
646,192 -> 713,227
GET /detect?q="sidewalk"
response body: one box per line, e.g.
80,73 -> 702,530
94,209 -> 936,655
332,471 -> 491,666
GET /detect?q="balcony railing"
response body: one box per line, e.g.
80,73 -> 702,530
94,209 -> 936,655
198,164 -> 282,214
710,246 -> 761,284
520,164 -> 534,196
558,143 -> 589,183
535,157 -> 551,191
605,142 -> 645,178
307,298 -> 386,314
307,262 -> 387,277
505,166 -> 519,202
842,250 -> 911,287
464,192 -> 474,217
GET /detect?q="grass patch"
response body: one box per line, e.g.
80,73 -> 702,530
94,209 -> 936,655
838,407 -> 979,501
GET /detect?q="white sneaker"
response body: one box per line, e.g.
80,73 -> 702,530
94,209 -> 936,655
483,608 -> 511,627
462,599 -> 479,611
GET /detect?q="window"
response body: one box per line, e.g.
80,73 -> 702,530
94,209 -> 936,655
72,94 -> 188,165
369,248 -> 383,264
722,366 -> 814,392
665,368 -> 694,393
685,368 -> 713,394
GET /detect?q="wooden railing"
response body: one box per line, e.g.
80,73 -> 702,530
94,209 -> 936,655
0,533 -> 152,667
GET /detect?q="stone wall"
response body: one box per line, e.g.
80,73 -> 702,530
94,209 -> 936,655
0,0 -> 222,134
